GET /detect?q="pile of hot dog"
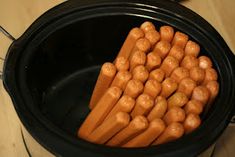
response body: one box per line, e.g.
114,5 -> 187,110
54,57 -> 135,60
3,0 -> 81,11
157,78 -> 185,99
78,21 -> 219,147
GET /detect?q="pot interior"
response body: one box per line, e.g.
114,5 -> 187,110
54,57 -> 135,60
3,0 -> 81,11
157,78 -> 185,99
25,15 -> 216,136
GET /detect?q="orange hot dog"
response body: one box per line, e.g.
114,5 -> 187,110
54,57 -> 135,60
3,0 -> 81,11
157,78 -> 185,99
122,119 -> 165,147
131,94 -> 154,118
116,27 -> 144,60
181,55 -> 199,70
160,25 -> 174,42
132,65 -> 149,83
104,95 -> 135,121
198,56 -> 212,69
191,86 -> 210,106
145,52 -> 162,71
183,113 -> 201,134
163,107 -> 186,125
202,68 -> 218,85
89,62 -> 117,109
160,56 -> 179,77
144,79 -> 162,99
147,96 -> 167,121
149,68 -> 165,82
115,57 -> 129,71
153,40 -> 171,59
79,87 -> 122,139
177,77 -> 197,98
170,67 -> 190,83
129,50 -> 146,71
124,79 -> 144,99
184,99 -> 203,115
145,30 -> 160,48
140,21 -> 156,33
185,40 -> 200,57
131,38 -> 151,55
160,77 -> 178,98
168,45 -> 185,62
87,112 -> 130,144
189,66 -> 205,85
167,92 -> 188,109
111,71 -> 132,90
152,122 -> 184,145
172,31 -> 189,48
106,116 -> 148,146
206,81 -> 219,105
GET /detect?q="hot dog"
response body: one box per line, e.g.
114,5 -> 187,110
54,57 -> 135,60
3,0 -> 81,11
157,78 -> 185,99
124,79 -> 144,99
160,56 -> 179,77
184,100 -> 203,115
115,57 -> 129,71
147,96 -> 167,121
183,113 -> 201,134
181,55 -> 199,70
106,116 -> 148,146
145,30 -> 160,48
132,65 -> 149,83
144,79 -> 162,99
79,86 -> 122,139
172,31 -> 189,48
160,26 -> 174,42
185,40 -> 200,57
153,41 -> 171,59
116,28 -> 144,60
160,77 -> 178,98
167,92 -> 188,109
168,45 -> 185,62
191,86 -> 210,105
111,71 -> 132,90
122,119 -> 165,147
104,95 -> 135,121
149,68 -> 165,82
198,56 -> 212,69
163,107 -> 186,125
131,38 -> 151,55
202,68 -> 218,85
189,66 -> 205,85
145,52 -> 162,71
206,81 -> 219,105
170,67 -> 190,83
140,21 -> 156,33
131,94 -> 154,118
129,50 -> 146,71
87,112 -> 130,144
177,77 -> 197,98
89,62 -> 117,109
152,122 -> 184,145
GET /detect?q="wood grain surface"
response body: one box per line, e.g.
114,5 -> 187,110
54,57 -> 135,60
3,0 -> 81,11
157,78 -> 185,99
0,0 -> 234,156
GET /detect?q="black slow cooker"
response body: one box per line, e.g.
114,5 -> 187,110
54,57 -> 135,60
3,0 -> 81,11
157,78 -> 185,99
2,0 -> 235,156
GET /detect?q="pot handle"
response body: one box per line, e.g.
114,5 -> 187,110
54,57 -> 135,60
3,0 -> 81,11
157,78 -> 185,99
0,26 -> 16,41
0,26 -> 16,79
0,57 -> 3,80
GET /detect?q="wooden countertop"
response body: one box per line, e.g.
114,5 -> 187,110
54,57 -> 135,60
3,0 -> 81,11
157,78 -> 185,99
0,0 -> 234,156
